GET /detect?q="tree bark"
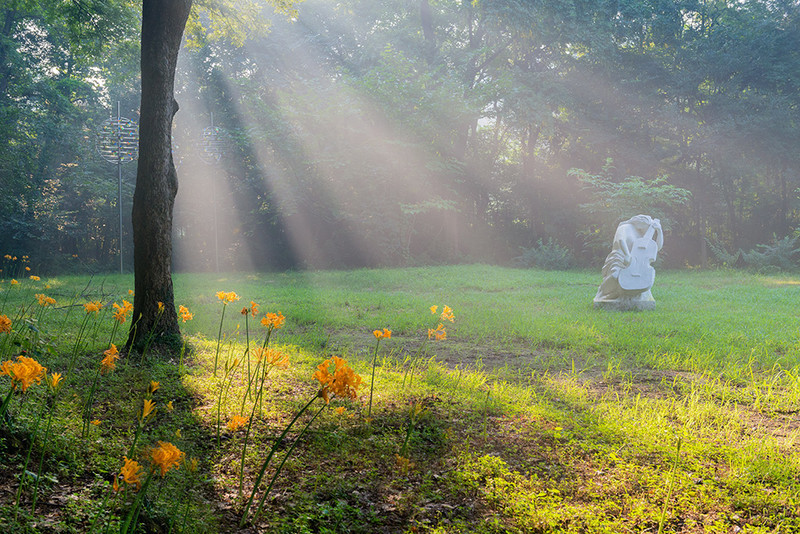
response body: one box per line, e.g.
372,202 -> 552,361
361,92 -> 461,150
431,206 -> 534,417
420,0 -> 435,60
127,0 -> 192,353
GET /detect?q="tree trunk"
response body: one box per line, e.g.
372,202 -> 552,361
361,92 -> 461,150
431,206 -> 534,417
0,7 -> 17,100
778,161 -> 789,237
420,0 -> 435,60
127,0 -> 192,353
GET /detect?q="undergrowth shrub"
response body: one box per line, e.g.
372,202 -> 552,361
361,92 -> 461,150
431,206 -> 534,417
514,238 -> 575,271
708,235 -> 800,272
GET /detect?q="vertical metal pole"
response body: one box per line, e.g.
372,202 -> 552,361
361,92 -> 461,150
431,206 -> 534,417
213,194 -> 220,272
211,112 -> 219,272
117,101 -> 123,274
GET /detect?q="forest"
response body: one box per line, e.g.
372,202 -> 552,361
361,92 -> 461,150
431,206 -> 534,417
1,0 -> 799,273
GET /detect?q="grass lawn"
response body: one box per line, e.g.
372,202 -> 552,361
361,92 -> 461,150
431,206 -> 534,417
1,265 -> 800,533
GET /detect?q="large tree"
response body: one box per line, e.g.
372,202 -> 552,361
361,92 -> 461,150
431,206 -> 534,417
127,0 -> 193,351
128,0 -> 298,350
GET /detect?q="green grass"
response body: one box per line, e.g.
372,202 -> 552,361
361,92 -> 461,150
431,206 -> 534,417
2,265 -> 800,533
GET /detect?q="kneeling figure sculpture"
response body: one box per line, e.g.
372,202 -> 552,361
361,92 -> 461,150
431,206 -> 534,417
594,215 -> 663,311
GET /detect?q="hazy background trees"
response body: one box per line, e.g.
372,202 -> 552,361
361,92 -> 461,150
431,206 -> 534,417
2,0 -> 798,273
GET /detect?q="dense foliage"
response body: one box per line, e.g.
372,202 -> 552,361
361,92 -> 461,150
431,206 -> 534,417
2,0 -> 799,272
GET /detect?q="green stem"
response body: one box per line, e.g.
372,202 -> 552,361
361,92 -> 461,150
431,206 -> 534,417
127,421 -> 144,459
238,361 -> 273,494
120,470 -> 155,534
0,279 -> 15,312
0,387 -> 14,422
107,319 -> 119,349
240,394 -> 318,525
368,338 -> 382,418
87,483 -> 112,533
13,400 -> 46,520
30,400 -> 56,513
66,312 -> 92,377
55,291 -> 79,340
168,473 -> 191,534
82,365 -> 102,438
244,313 -> 251,391
179,498 -> 191,533
213,305 -> 228,376
404,338 -> 429,390
216,361 -> 239,446
252,403 -> 326,523
400,413 -> 416,457
241,358 -> 262,415
257,328 -> 273,415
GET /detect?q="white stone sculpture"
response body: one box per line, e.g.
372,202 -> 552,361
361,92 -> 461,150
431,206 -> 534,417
594,215 -> 663,310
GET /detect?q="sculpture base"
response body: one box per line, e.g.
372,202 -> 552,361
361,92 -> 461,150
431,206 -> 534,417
593,299 -> 656,311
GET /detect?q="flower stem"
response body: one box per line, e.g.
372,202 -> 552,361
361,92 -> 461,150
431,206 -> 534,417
13,401 -> 45,520
252,403 -> 326,523
238,360 -> 274,494
0,387 -> 14,422
66,313 -> 92,377
81,365 -> 102,438
213,305 -> 227,376
30,400 -> 56,513
368,337 -> 382,418
119,470 -> 154,534
240,394 -> 318,525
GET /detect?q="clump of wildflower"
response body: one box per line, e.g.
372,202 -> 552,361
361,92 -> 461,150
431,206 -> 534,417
141,399 -> 156,421
113,300 -> 133,323
116,457 -> 143,490
243,355 -> 361,524
148,381 -> 159,395
185,456 -> 199,473
261,312 -> 285,329
227,415 -> 248,431
178,305 -> 193,322
84,301 -> 103,314
150,441 -> 183,477
1,355 -> 46,392
29,275 -> 40,281
395,454 -> 414,474
368,327 -> 392,417
440,305 -> 455,322
430,305 -> 455,323
314,356 -> 362,404
428,323 -> 447,340
216,291 -> 239,304
48,372 -> 63,393
373,328 -> 392,339
91,419 -> 101,426
35,294 -> 56,307
101,344 -> 120,373
254,348 -> 289,369
213,291 -> 240,376
0,315 -> 10,334
10,279 -> 18,286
